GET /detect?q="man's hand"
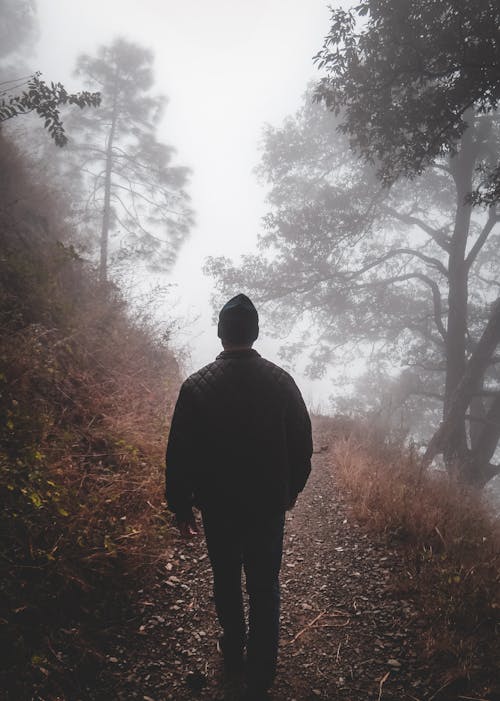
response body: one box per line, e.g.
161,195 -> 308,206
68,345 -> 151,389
177,513 -> 199,539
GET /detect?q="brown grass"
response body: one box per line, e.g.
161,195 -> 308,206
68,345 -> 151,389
0,133 -> 182,697
329,424 -> 500,685
0,285 -> 181,698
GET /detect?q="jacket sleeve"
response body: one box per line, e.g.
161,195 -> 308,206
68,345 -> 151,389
285,378 -> 313,499
165,382 -> 198,521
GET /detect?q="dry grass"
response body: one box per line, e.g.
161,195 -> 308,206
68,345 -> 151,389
333,436 -> 495,547
0,134 -> 182,697
329,423 -> 500,685
3,295 -> 178,551
0,289 -> 181,698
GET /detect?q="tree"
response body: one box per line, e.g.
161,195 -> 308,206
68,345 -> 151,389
314,0 -> 500,201
312,0 -> 500,482
66,38 -> 193,282
206,92 -> 500,485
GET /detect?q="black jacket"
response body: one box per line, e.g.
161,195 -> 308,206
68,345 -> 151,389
165,349 -> 312,519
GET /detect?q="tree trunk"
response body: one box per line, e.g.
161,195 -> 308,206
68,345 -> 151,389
424,298 -> 500,481
99,96 -> 118,284
442,116 -> 478,467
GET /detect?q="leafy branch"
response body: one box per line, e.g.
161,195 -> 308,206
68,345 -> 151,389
0,73 -> 101,146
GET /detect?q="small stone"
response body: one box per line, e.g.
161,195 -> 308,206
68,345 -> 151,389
388,658 -> 401,668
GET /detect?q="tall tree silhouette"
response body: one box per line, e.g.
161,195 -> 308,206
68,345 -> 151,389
70,38 -> 193,282
206,93 -> 500,485
312,0 -> 500,482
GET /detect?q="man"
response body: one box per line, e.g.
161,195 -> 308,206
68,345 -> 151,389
165,293 -> 312,701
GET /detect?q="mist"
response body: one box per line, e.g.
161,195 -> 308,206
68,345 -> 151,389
1,1 -> 499,699
27,0 -> 333,407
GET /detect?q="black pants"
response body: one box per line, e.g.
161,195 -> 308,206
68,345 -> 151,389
201,508 -> 285,690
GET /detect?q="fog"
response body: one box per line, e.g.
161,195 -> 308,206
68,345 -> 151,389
32,0 -> 332,407
2,4 -> 500,697
3,0 -> 499,485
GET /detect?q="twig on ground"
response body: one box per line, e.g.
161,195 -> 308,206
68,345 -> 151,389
377,671 -> 390,701
434,525 -> 446,547
317,620 -> 350,628
429,681 -> 451,701
287,610 -> 326,644
287,609 -> 350,645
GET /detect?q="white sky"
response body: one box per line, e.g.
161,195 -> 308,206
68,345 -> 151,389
33,0 -> 334,408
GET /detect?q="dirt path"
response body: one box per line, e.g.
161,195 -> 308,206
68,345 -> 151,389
94,426 -> 473,701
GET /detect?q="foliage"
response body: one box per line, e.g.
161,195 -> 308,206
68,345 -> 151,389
0,72 -> 101,146
0,134 -> 180,698
314,0 -> 500,201
64,38 -> 193,281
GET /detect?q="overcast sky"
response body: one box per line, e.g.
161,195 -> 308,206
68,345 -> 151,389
33,0 -> 333,407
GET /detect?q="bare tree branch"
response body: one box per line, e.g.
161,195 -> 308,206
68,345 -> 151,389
382,204 -> 451,251
356,272 -> 447,341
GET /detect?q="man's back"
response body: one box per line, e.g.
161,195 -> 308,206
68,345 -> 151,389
166,348 -> 312,517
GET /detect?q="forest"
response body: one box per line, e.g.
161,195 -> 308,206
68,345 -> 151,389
1,1 -> 499,700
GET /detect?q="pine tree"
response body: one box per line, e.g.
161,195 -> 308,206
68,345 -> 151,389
69,38 -> 193,282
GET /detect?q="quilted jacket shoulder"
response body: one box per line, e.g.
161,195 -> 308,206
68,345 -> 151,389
183,353 -> 296,397
165,349 -> 312,518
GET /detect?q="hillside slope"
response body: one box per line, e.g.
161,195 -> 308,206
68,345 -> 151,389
0,134 -> 181,699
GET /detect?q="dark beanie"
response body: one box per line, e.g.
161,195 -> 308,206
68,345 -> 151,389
217,293 -> 259,344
